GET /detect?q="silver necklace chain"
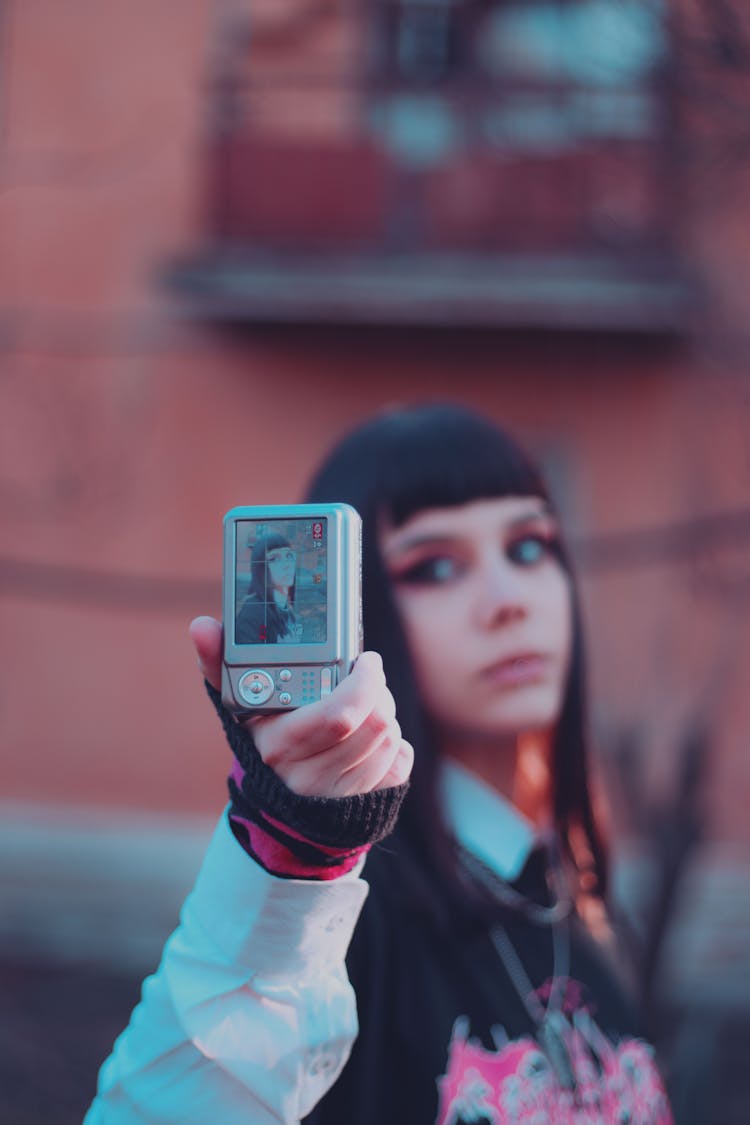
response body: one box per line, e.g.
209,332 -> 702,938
458,842 -> 574,925
490,919 -> 578,1092
490,918 -> 569,1024
459,843 -> 579,1092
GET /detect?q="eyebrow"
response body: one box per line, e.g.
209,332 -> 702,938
384,506 -> 557,557
507,504 -> 556,528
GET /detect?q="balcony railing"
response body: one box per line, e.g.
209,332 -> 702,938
168,19 -> 696,334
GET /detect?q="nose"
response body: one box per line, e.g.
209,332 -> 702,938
473,554 -> 527,630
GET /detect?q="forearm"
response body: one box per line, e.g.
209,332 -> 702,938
85,813 -> 368,1125
85,670 -> 409,1123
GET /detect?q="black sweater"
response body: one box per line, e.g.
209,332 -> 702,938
303,837 -> 673,1125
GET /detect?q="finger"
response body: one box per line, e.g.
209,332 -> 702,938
189,616 -> 223,690
329,735 -> 412,797
281,713 -> 402,795
257,651 -> 387,763
375,740 -> 414,791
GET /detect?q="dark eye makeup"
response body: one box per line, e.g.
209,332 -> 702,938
391,555 -> 465,586
388,526 -> 560,586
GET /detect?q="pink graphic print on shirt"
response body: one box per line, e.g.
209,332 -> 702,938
436,1009 -> 673,1125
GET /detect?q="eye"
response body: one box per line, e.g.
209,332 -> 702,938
506,533 -> 556,566
392,555 -> 465,585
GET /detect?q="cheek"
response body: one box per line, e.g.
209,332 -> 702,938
393,592 -> 467,684
545,571 -> 574,668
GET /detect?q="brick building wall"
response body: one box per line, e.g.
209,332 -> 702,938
1,5 -> 749,1118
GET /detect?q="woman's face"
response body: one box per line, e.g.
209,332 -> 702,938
380,496 -> 572,741
266,545 -> 296,593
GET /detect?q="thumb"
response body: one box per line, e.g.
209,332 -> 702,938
189,615 -> 223,691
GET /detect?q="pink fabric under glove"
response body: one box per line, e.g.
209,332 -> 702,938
228,760 -> 371,879
205,681 -> 409,881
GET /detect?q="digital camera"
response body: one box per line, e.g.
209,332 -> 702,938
222,503 -> 362,715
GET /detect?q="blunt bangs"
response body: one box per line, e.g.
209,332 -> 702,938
252,532 -> 291,560
306,403 -> 550,524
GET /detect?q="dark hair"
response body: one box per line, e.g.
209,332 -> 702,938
249,533 -> 296,605
305,403 -> 607,924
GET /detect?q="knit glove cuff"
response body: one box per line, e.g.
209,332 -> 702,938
205,681 -> 409,850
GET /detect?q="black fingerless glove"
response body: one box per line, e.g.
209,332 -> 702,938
205,681 -> 409,877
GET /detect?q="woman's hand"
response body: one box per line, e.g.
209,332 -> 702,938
190,616 -> 413,799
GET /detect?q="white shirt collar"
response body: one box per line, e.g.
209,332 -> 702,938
439,758 -> 535,882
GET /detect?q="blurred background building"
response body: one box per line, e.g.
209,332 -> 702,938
1,1 -> 749,1121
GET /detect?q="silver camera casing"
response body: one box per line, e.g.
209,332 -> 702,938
222,503 -> 362,715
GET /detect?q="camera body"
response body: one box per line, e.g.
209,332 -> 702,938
222,503 -> 362,715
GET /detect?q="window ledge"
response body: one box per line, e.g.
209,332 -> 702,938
165,248 -> 698,335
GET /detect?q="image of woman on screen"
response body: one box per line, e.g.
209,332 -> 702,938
236,533 -> 300,644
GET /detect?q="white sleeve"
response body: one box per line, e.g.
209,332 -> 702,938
84,811 -> 369,1124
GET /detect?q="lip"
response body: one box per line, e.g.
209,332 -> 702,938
480,653 -> 551,687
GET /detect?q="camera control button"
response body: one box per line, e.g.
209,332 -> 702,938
278,692 -> 292,705
279,669 -> 292,682
238,669 -> 274,706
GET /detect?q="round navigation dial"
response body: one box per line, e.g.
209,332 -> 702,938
238,669 -> 275,706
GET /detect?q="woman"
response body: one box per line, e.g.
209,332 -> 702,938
86,404 -> 673,1124
236,533 -> 300,644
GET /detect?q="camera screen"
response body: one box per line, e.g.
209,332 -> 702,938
234,517 -> 327,645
